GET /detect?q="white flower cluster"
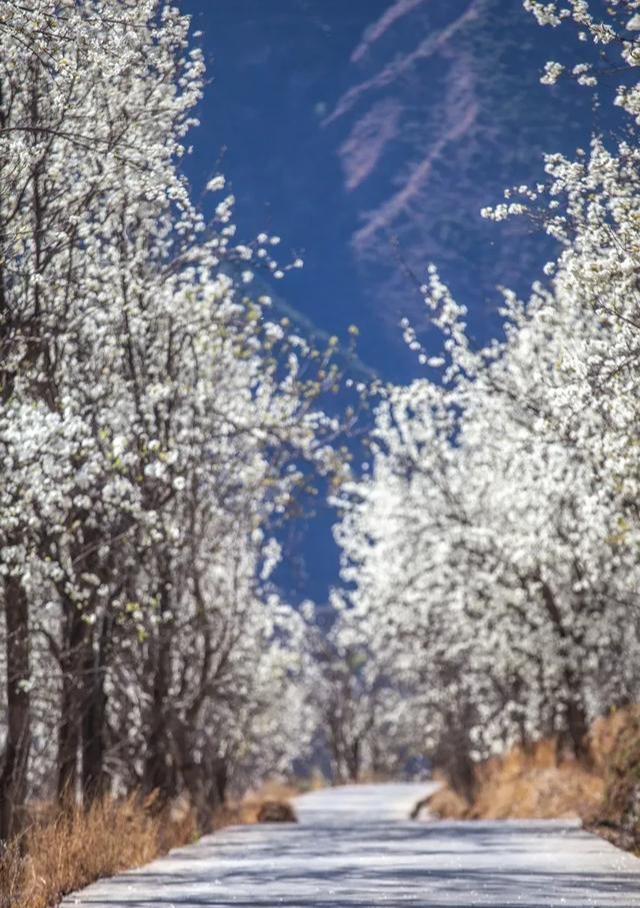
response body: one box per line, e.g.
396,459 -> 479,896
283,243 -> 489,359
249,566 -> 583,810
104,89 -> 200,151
541,61 -> 565,85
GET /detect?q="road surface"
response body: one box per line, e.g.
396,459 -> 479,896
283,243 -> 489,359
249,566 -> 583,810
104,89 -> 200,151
62,782 -> 640,907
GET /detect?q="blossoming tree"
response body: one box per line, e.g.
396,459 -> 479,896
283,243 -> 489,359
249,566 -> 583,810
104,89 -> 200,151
332,0 -> 640,789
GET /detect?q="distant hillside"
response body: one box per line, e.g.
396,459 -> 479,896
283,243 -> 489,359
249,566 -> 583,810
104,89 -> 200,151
325,0 -> 599,337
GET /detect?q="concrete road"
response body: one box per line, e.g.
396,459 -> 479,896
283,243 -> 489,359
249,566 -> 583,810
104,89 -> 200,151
62,782 -> 640,907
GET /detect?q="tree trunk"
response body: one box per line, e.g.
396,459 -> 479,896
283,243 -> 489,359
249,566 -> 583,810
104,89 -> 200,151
536,577 -> 590,763
145,646 -> 175,796
346,737 -> 361,783
563,684 -> 590,764
57,666 -> 81,803
81,610 -> 113,802
213,758 -> 228,806
57,598 -> 86,803
0,576 -> 31,842
144,574 -> 176,798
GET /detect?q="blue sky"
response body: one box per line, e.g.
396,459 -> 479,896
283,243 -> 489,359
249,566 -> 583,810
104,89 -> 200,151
179,0 -> 598,602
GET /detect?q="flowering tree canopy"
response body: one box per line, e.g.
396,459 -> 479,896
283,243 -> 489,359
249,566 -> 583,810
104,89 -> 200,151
0,0 -> 347,840
332,0 -> 640,787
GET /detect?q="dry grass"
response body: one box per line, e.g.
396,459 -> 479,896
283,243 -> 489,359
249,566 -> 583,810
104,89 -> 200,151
426,731 -> 613,824
590,706 -> 640,852
0,794 -> 162,908
0,781 -> 299,908
470,739 -> 604,820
